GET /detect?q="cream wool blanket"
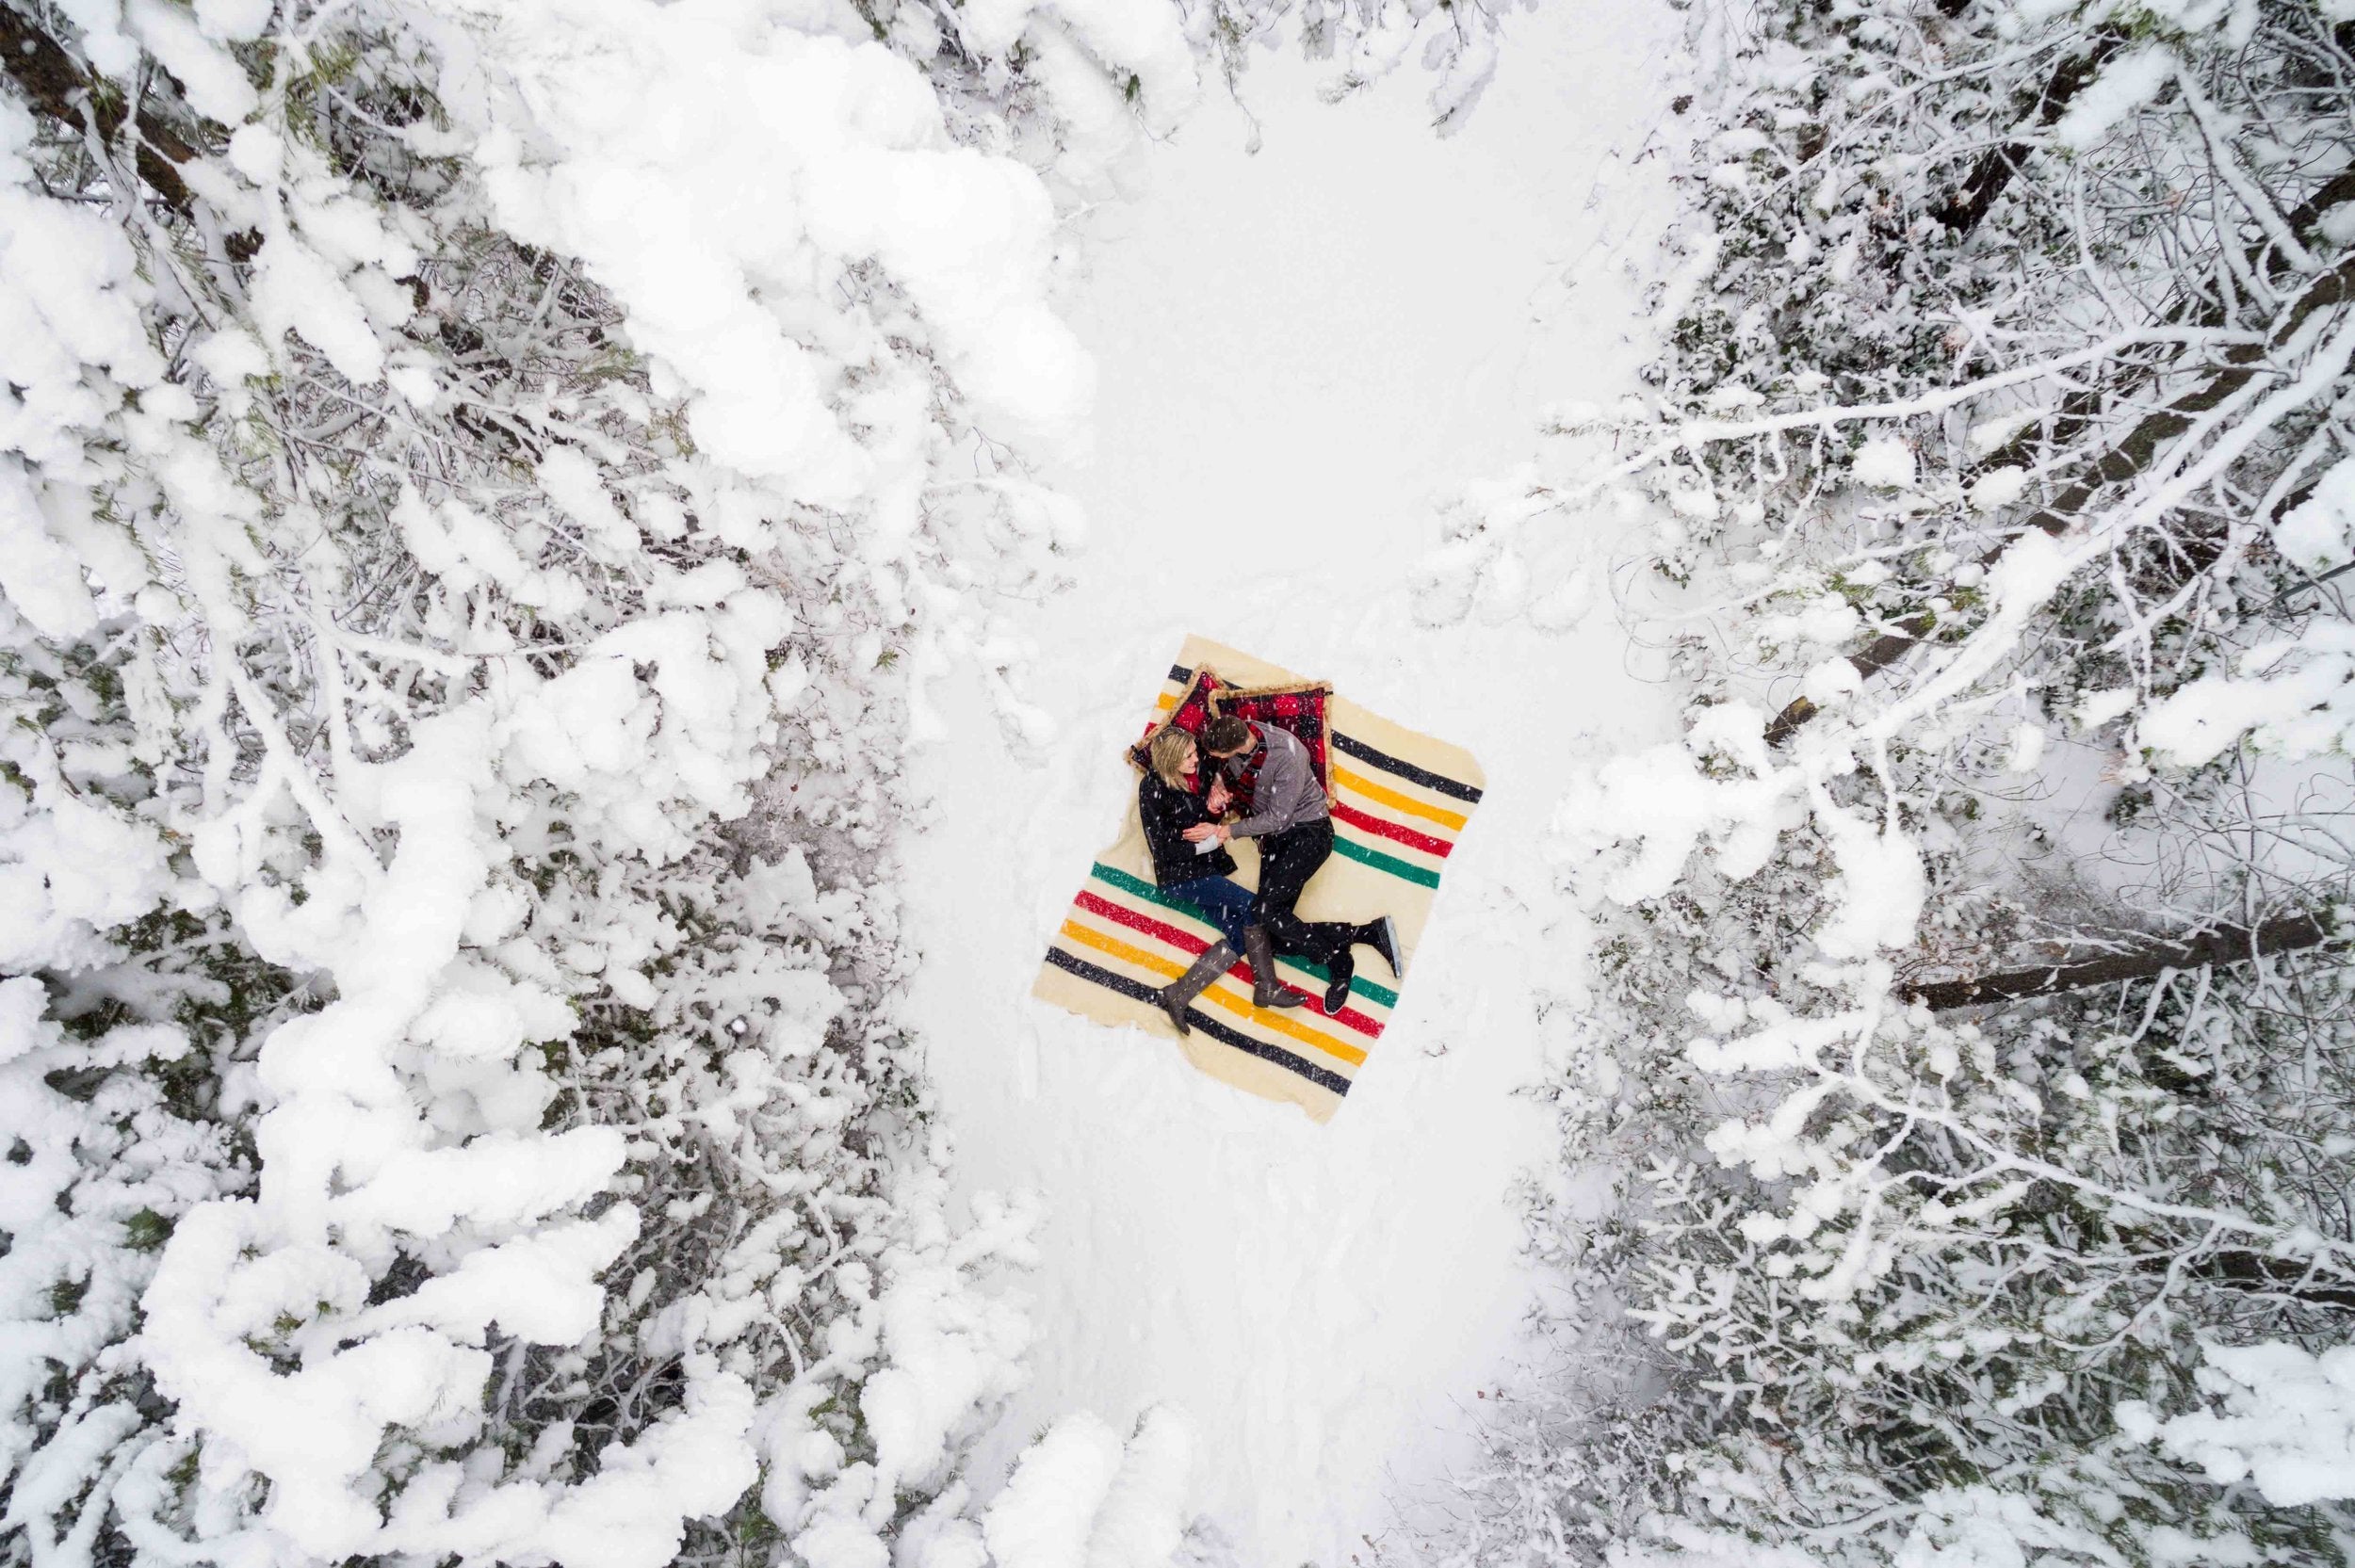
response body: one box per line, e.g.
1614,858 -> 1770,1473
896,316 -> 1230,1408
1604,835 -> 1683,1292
1031,637 -> 1486,1123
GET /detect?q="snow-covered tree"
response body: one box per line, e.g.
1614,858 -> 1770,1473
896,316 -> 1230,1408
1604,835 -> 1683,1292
0,0 -> 1151,1560
0,0 -> 1539,1560
1418,0 -> 2355,1561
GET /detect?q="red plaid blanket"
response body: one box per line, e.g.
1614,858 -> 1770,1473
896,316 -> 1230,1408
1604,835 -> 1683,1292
1127,667 -> 1333,800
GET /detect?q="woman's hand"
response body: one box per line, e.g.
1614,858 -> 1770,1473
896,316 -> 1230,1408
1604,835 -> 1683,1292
1182,822 -> 1231,845
1205,779 -> 1231,814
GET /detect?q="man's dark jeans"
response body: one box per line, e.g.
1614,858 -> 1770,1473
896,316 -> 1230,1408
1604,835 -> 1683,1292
1249,817 -> 1356,966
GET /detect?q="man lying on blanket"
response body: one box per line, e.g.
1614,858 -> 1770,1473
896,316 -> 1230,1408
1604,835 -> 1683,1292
1184,714 -> 1402,1015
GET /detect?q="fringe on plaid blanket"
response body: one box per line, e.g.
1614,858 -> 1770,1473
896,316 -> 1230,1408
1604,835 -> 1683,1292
1123,668 -> 1338,806
1039,636 -> 1485,1123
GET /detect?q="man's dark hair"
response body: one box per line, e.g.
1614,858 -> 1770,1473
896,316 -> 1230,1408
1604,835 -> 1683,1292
1201,716 -> 1252,754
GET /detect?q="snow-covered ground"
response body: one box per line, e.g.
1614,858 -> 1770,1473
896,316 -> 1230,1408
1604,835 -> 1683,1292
901,10 -> 1683,1560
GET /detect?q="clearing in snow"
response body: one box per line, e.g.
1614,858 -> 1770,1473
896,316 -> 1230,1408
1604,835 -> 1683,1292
900,0 -> 1685,1560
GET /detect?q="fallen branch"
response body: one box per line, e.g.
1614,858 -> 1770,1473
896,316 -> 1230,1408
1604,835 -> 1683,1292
2181,1250 -> 2355,1313
2010,251 -> 2355,541
1903,910 -> 2342,1010
1967,168 -> 2355,480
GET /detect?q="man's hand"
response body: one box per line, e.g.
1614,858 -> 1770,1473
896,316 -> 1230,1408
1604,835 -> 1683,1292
1206,779 -> 1231,814
1182,822 -> 1230,845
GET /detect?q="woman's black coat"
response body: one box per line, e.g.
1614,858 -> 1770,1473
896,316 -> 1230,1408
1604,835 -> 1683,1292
1139,770 -> 1237,887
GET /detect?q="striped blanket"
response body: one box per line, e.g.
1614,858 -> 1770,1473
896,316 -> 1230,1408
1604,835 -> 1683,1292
1031,636 -> 1486,1123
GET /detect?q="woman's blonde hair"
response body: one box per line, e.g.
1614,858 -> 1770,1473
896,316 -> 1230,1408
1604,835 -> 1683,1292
1146,727 -> 1197,790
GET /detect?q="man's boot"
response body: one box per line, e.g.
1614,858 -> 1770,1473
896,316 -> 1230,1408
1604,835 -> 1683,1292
1359,914 -> 1404,978
1323,955 -> 1355,1014
1242,926 -> 1307,1010
1159,942 -> 1236,1036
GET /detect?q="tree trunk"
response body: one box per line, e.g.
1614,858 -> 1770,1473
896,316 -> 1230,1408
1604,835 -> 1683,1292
1763,251 -> 2355,750
1966,167 -> 2355,480
0,6 -> 203,216
2192,1250 -> 2355,1313
1930,35 -> 2124,238
1902,911 -> 2341,1010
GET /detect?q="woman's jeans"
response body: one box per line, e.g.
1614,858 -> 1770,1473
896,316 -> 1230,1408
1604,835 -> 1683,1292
1161,875 -> 1254,949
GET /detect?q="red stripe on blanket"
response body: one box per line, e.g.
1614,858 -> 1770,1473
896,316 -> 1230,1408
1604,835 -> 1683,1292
1070,891 -> 1388,1039
1330,802 -> 1454,858
1074,889 -> 1217,954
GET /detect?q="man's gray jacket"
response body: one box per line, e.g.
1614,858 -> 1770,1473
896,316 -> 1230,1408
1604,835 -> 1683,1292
1226,724 -> 1329,839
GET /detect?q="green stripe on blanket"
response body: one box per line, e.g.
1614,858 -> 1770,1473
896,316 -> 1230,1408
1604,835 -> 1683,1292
1089,864 -> 1401,1010
1332,835 -> 1442,888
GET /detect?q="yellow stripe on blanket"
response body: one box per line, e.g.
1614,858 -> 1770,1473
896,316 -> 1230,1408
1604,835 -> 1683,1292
1058,921 -> 1372,1069
1031,635 -> 1485,1123
1331,763 -> 1470,832
1050,906 -> 1376,1074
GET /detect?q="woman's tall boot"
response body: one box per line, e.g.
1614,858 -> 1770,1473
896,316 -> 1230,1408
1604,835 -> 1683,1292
1242,926 -> 1308,1010
1159,942 -> 1236,1036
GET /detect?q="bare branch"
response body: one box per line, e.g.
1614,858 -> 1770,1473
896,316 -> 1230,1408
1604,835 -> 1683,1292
1905,911 -> 2342,1010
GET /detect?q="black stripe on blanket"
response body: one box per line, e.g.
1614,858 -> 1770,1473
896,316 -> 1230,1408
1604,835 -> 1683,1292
1329,732 -> 1484,804
1043,947 -> 1355,1096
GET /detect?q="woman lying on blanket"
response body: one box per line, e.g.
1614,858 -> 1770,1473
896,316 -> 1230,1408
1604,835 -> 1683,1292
1140,728 -> 1296,1033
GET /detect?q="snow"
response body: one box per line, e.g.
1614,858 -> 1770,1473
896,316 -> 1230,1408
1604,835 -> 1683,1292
2055,45 -> 2177,149
2119,1342 -> 2355,1508
0,714 -> 174,971
2275,457 -> 2355,574
125,0 -> 259,123
1811,797 -> 1927,960
899,8 -> 1683,1560
0,109 -> 168,467
2005,721 -> 2047,773
1554,710 -> 1793,904
2136,621 -> 2355,765
1076,1406 -> 1194,1567
979,1414 -> 1129,1568
2074,686 -> 2138,731
193,0 -> 273,41
0,466 -> 98,640
1967,465 -> 2028,512
455,0 -> 1096,493
1852,433 -> 1917,489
